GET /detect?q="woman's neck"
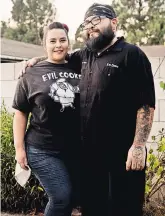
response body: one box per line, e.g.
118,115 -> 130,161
46,58 -> 66,64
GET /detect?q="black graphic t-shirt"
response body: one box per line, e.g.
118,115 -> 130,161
12,61 -> 81,150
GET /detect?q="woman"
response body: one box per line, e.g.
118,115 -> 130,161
13,22 -> 81,216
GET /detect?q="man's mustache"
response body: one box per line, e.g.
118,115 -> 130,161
89,29 -> 100,33
87,29 -> 100,38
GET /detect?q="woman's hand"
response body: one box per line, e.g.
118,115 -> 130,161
15,147 -> 28,170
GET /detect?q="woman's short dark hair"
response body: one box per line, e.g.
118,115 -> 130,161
43,22 -> 69,47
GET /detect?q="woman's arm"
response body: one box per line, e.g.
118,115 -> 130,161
13,110 -> 29,170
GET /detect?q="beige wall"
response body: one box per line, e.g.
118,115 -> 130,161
0,58 -> 165,150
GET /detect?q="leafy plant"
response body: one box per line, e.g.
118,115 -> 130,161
111,0 -> 165,45
1,101 -> 165,214
0,103 -> 48,214
1,0 -> 56,45
144,128 -> 165,215
160,81 -> 165,91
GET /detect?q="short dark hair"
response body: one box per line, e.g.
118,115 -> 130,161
43,22 -> 69,47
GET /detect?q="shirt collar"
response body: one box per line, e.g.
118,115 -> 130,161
96,36 -> 125,57
109,36 -> 125,51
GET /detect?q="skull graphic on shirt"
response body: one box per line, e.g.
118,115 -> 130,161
48,78 -> 79,112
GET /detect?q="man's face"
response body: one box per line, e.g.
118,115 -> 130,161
81,16 -> 116,52
82,16 -> 111,38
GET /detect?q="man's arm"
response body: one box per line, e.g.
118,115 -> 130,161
34,56 -> 47,62
126,47 -> 155,171
134,105 -> 154,145
126,105 -> 154,171
20,49 -> 85,77
19,56 -> 47,77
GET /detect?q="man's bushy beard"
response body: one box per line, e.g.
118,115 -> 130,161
85,26 -> 115,52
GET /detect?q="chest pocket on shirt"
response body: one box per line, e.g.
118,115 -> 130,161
104,63 -> 120,76
99,64 -> 120,90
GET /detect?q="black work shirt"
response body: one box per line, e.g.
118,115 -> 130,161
12,61 -> 81,151
69,37 -> 155,163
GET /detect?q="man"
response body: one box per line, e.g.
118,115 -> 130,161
22,3 -> 155,216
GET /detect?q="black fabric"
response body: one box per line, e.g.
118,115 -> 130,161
69,37 -> 155,163
13,78 -> 31,113
84,3 -> 117,20
79,147 -> 147,216
12,61 -> 81,151
69,37 -> 155,216
81,165 -> 145,216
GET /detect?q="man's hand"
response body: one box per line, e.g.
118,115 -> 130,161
126,145 -> 146,171
15,147 -> 28,170
18,58 -> 38,78
126,106 -> 154,171
18,56 -> 47,78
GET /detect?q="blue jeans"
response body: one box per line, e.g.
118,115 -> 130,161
26,143 -> 80,216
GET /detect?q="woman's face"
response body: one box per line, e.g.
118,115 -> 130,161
45,28 -> 69,63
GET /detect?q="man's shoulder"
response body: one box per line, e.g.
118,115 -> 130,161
69,47 -> 88,59
123,42 -> 139,52
123,42 -> 146,57
122,41 -> 151,67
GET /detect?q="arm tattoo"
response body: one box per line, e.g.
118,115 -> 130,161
132,146 -> 143,159
133,105 -> 154,146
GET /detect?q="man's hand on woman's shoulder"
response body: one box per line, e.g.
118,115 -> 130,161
18,56 -> 46,78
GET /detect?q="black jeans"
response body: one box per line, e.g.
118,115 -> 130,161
26,143 -> 81,216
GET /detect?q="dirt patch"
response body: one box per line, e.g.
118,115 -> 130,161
1,214 -> 28,216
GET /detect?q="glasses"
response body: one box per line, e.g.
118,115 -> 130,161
80,16 -> 107,30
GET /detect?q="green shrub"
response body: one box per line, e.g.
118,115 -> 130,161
0,103 -> 48,214
160,81 -> 165,91
1,103 -> 165,215
144,128 -> 165,215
